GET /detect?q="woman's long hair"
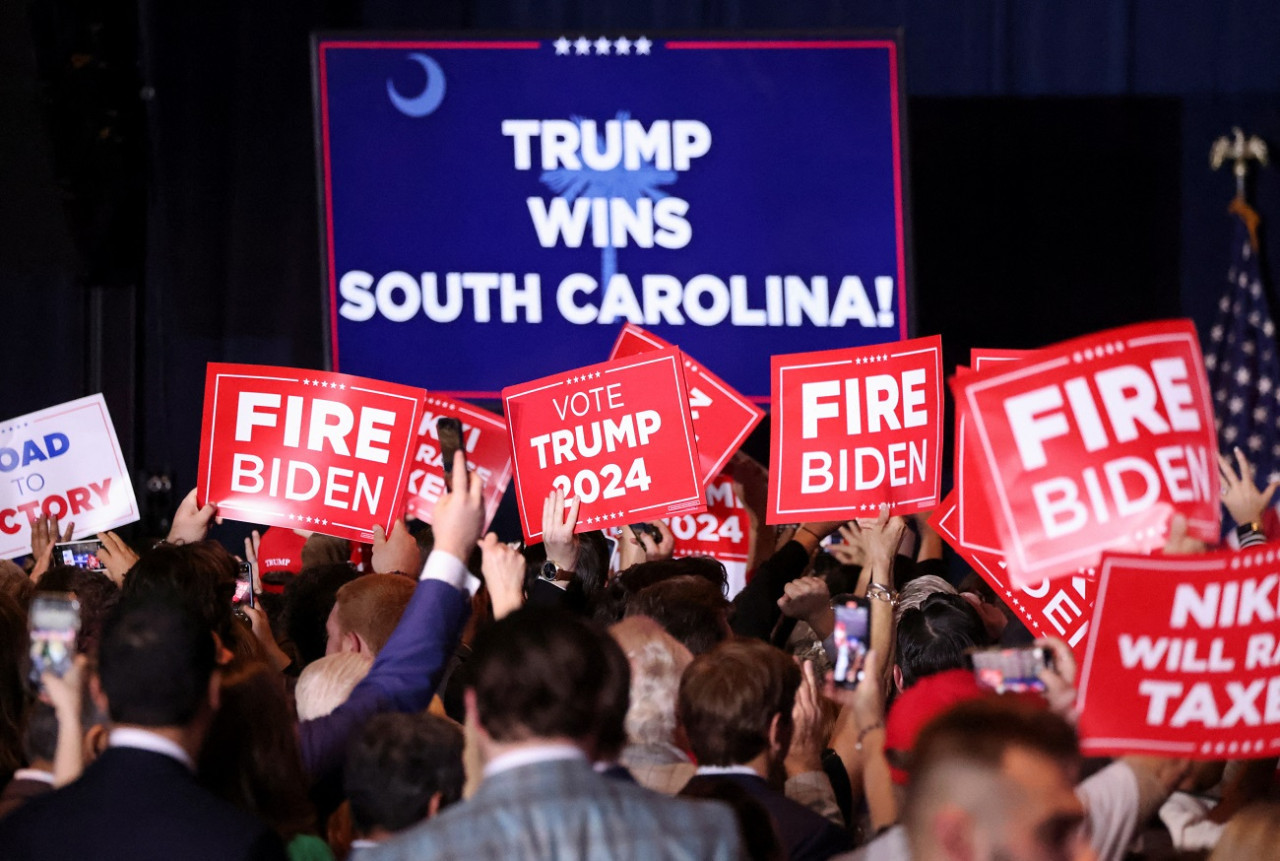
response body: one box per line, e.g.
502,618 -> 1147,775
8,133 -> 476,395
198,659 -> 317,843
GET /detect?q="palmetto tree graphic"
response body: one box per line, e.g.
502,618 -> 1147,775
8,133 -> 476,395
539,111 -> 678,284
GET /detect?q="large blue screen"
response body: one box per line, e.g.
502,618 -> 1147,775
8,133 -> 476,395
316,34 -> 908,398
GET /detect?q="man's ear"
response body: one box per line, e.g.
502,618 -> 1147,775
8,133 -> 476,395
89,673 -> 109,718
933,806 -> 977,861
893,664 -> 905,693
83,723 -> 109,764
463,688 -> 481,732
350,631 -> 370,654
426,790 -> 444,819
767,712 -> 790,759
206,669 -> 222,713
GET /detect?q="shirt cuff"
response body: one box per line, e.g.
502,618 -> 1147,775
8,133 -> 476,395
420,549 -> 477,595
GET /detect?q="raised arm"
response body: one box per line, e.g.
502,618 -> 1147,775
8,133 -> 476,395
297,451 -> 482,781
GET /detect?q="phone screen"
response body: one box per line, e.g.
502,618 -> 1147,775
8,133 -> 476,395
968,647 -> 1052,694
54,540 -> 106,572
29,593 -> 81,685
831,600 -> 870,688
233,562 -> 255,610
437,417 -> 466,490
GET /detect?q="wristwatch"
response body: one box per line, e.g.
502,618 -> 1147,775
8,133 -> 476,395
540,561 -> 562,581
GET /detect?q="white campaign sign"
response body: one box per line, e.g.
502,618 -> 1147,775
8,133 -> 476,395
0,395 -> 139,558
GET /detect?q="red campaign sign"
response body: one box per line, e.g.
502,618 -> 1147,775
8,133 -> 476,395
1078,546 -> 1280,760
957,354 -> 1033,556
198,364 -> 424,542
953,320 -> 1220,587
932,492 -> 1096,664
768,335 -> 943,523
665,472 -> 750,563
502,348 -> 706,543
610,324 -> 764,485
404,394 -> 512,533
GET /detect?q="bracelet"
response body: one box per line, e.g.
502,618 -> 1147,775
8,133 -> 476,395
856,720 -> 885,752
798,526 -> 823,541
866,583 -> 898,606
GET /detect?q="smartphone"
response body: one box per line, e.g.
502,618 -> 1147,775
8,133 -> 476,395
233,561 -> 255,610
437,417 -> 466,491
831,599 -> 871,688
966,646 -> 1053,694
28,593 -> 81,686
628,523 -> 661,543
53,539 -> 106,572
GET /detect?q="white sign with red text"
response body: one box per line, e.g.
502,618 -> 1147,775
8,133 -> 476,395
0,395 -> 138,558
768,335 -> 943,522
953,320 -> 1219,586
197,364 -> 424,543
404,394 -> 511,533
503,348 -> 705,543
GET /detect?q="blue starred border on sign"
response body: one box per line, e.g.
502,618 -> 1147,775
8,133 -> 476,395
553,36 -> 653,56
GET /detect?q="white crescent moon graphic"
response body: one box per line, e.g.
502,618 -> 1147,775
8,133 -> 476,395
387,53 -> 446,118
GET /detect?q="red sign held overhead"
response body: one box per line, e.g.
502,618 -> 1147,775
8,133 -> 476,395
954,320 -> 1220,587
197,364 -> 424,543
932,493 -> 1095,664
956,352 -> 1032,556
1079,546 -> 1280,760
768,335 -> 943,523
404,394 -> 512,533
503,348 -> 705,543
667,473 -> 750,564
610,324 -> 764,485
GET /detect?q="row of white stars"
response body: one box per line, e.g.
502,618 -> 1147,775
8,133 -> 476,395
853,355 -> 890,364
287,513 -> 330,526
1071,341 -> 1125,363
566,371 -> 604,384
1201,739 -> 1274,756
581,512 -> 625,524
553,36 -> 653,56
301,379 -> 346,389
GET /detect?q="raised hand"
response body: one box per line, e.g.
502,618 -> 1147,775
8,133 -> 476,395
433,451 -> 485,563
541,486 -> 581,572
1219,447 -> 1279,527
167,488 -> 219,545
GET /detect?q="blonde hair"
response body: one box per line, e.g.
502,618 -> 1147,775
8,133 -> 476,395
295,651 -> 372,720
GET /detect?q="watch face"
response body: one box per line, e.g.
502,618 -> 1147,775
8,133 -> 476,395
540,561 -> 558,580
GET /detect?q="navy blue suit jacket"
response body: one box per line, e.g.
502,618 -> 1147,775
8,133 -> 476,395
298,576 -> 470,782
0,747 -> 286,861
682,772 -> 851,861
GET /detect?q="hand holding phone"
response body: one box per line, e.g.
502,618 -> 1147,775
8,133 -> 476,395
830,599 -> 871,688
233,561 -> 255,610
966,646 -> 1054,694
437,417 -> 466,492
28,593 -> 81,688
53,539 -> 106,572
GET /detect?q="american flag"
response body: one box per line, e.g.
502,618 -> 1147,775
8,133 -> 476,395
1206,216 -> 1280,506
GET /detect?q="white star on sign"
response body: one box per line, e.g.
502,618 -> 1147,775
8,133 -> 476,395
554,36 -> 571,55
615,36 -> 632,54
574,36 -> 591,55
594,37 -> 612,54
634,36 -> 652,54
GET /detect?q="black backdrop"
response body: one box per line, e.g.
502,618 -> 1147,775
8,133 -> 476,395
4,1 -> 1280,534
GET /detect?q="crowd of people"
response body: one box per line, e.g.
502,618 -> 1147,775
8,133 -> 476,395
0,446 -> 1277,860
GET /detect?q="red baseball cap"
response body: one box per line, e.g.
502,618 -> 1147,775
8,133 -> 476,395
255,528 -> 306,593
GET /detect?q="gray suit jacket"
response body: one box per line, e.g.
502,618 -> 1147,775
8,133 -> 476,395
368,757 -> 744,860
